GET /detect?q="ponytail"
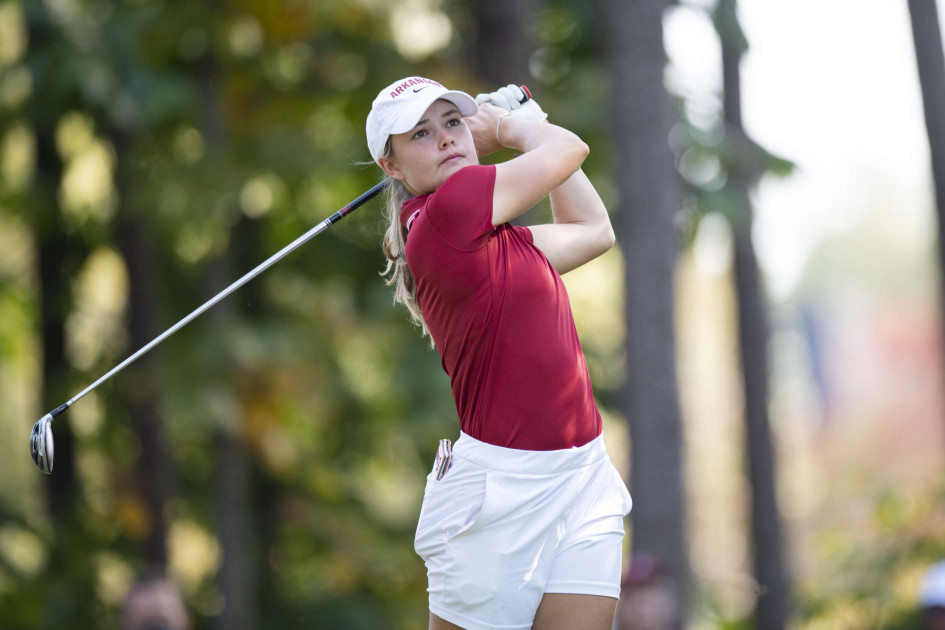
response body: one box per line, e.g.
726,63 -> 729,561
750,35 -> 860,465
380,176 -> 431,342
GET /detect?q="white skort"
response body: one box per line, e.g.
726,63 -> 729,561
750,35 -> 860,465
414,432 -> 633,630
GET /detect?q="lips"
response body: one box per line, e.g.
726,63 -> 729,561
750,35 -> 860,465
441,153 -> 464,165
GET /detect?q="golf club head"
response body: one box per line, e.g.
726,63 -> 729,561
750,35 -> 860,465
30,414 -> 54,474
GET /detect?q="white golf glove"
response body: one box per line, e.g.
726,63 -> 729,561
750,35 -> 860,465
476,84 -> 548,123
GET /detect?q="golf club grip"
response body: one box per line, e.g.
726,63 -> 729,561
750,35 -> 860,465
54,178 -> 391,415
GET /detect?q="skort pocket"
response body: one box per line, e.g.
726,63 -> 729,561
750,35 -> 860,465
414,459 -> 490,561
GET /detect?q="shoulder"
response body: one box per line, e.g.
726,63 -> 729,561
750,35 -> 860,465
413,165 -> 498,251
430,165 -> 496,204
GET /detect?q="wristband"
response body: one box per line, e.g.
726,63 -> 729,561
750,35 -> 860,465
496,113 -> 511,145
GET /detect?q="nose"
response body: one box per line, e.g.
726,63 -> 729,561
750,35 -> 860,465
436,127 -> 454,148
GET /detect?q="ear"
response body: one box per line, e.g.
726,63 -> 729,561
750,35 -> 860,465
377,156 -> 405,182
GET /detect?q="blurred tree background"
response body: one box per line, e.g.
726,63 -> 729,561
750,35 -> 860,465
2,0 -> 945,629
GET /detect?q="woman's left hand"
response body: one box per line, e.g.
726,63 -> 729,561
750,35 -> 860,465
466,102 -> 506,156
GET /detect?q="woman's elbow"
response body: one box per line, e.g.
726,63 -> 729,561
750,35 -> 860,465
578,139 -> 590,159
590,220 -> 616,259
574,140 -> 590,166
561,134 -> 589,170
599,223 -> 616,254
602,224 -> 616,251
598,202 -> 615,249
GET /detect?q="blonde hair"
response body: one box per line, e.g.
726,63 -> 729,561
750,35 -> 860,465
379,153 -> 431,341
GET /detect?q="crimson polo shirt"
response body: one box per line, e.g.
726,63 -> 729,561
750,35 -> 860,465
400,165 -> 602,451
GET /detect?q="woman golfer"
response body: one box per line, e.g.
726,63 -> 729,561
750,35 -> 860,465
366,76 -> 632,630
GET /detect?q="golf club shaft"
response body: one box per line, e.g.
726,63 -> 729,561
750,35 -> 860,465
47,177 -> 391,421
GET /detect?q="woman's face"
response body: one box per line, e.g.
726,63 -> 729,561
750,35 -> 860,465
378,99 -> 479,195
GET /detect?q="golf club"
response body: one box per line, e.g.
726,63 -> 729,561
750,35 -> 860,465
30,177 -> 391,474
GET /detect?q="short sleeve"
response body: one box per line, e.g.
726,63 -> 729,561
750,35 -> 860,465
513,225 -> 533,244
424,165 -> 497,251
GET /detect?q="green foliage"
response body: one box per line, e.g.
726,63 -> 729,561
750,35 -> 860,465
793,482 -> 945,630
670,2 -> 795,249
672,114 -> 795,246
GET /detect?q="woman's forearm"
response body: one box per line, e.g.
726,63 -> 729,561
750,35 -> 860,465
550,169 -> 612,233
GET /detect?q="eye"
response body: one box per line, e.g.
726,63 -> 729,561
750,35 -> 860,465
446,117 -> 461,127
412,128 -> 429,140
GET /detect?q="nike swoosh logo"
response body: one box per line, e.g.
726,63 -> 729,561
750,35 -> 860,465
413,86 -> 430,93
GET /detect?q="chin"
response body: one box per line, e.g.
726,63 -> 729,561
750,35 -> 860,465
442,161 -> 467,178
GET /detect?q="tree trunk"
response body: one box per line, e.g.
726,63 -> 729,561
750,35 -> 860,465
215,428 -> 252,630
600,0 -> 689,623
907,0 -> 945,439
733,232 -> 791,630
112,127 -> 174,569
200,32 -> 255,630
24,3 -> 82,519
470,0 -> 536,86
470,0 -> 538,225
24,7 -> 102,625
34,127 -> 80,523
716,1 -> 791,627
